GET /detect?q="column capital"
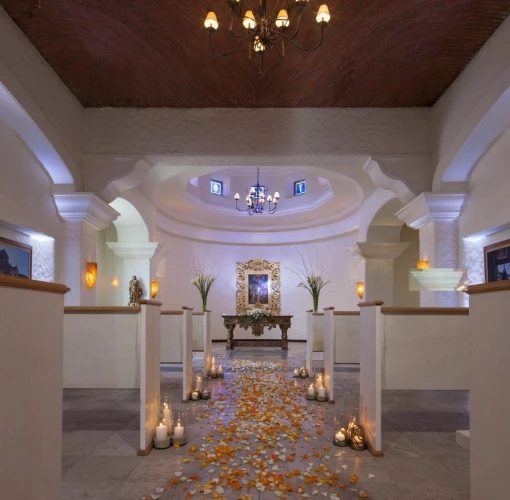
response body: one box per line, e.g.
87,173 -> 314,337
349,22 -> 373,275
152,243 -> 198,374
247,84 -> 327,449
54,193 -> 119,230
106,242 -> 159,259
396,192 -> 466,229
351,242 -> 410,260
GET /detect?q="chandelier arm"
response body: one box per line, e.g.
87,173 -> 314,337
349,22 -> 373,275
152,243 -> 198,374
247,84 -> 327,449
210,32 -> 254,57
274,39 -> 285,58
276,25 -> 324,52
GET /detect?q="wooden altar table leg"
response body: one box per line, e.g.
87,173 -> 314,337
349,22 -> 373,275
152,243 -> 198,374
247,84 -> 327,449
280,325 -> 289,350
226,325 -> 235,350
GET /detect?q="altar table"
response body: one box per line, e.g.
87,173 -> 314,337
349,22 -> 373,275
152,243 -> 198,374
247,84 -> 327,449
221,315 -> 293,350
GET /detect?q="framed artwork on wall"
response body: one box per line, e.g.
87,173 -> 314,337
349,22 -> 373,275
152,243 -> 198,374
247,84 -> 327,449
484,239 -> 510,282
236,259 -> 281,315
0,236 -> 32,279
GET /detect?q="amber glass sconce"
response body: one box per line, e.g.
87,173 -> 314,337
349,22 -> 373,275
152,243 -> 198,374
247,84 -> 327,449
86,262 -> 97,289
356,281 -> 364,300
151,280 -> 159,299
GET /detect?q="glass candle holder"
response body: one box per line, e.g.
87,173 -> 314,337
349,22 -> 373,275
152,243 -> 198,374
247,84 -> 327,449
349,422 -> 367,451
161,395 -> 173,436
210,356 -> 217,377
333,412 -> 349,447
154,397 -> 171,449
171,410 -> 187,446
299,363 -> 308,378
306,381 -> 316,400
201,377 -> 211,399
292,367 -> 300,378
216,364 -> 224,379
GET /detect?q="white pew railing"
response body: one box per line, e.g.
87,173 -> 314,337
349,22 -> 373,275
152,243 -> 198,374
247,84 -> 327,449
305,311 -> 324,376
381,307 -> 470,390
64,306 -> 141,389
333,311 -> 360,364
1,276 -> 69,500
161,310 -> 183,363
467,280 -> 510,500
358,302 -> 471,456
138,300 -> 162,456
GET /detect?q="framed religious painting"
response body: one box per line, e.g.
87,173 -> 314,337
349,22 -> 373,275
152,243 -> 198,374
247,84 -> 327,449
484,239 -> 510,282
0,236 -> 32,279
236,259 -> 281,315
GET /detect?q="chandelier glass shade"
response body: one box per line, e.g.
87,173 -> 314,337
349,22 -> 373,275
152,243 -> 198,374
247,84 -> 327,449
204,0 -> 330,73
234,168 -> 280,215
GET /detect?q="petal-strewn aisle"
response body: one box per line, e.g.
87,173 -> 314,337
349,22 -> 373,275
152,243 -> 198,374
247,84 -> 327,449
146,360 -> 372,500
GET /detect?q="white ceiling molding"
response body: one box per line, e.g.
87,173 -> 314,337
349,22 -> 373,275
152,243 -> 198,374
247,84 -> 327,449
54,193 -> 119,230
409,268 -> 465,291
396,192 -> 466,229
363,158 -> 417,204
354,242 -> 410,260
106,242 -> 159,259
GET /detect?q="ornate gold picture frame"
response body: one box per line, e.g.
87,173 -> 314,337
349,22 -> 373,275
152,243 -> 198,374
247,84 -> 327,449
236,259 -> 281,315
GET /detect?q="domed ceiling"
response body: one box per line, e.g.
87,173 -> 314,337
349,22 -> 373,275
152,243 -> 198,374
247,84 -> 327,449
153,166 -> 367,233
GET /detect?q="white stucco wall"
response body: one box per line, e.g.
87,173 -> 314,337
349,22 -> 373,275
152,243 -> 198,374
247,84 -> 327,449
459,125 -> 510,296
0,120 -> 61,281
152,232 -> 361,341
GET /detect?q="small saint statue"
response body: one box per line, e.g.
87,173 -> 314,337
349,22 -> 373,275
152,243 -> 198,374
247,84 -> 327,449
128,275 -> 143,306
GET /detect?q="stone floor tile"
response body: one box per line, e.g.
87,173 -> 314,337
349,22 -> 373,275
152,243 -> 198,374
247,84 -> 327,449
91,430 -> 140,456
61,480 -> 118,500
62,430 -> 117,456
110,481 -> 168,500
63,456 -> 142,482
62,455 -> 84,475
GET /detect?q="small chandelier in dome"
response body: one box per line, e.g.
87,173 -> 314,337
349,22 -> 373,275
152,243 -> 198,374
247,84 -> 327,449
234,168 -> 280,215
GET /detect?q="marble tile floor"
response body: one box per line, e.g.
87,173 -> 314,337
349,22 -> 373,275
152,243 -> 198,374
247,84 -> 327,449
62,344 -> 469,499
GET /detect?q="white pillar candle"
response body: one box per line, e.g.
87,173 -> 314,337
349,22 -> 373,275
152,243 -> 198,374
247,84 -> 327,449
217,365 -> 224,376
335,430 -> 346,442
307,384 -> 315,396
317,375 -> 323,388
318,386 -> 326,398
156,423 -> 167,440
210,366 -> 216,376
196,376 -> 202,392
174,422 -> 184,438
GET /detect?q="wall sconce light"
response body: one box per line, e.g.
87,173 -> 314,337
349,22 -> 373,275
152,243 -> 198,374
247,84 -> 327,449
417,260 -> 429,270
151,280 -> 159,299
86,262 -> 97,289
356,281 -> 364,300
112,278 -> 119,287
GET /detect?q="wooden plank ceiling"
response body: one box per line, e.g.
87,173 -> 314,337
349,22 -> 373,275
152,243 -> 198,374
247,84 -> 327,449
2,0 -> 510,107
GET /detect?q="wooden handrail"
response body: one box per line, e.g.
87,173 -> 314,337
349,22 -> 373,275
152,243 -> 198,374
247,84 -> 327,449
0,275 -> 69,294
333,311 -> 360,316
161,310 -> 183,315
64,306 -> 140,313
139,299 -> 163,306
358,301 -> 384,307
467,281 -> 510,295
381,307 -> 469,315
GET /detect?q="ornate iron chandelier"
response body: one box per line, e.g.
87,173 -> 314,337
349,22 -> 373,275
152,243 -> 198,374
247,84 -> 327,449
234,168 -> 280,215
204,0 -> 331,73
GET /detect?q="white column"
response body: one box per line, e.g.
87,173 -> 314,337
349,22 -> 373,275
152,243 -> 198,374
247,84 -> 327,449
359,300 -> 384,456
138,299 -> 162,455
397,193 -> 466,306
351,243 -> 410,306
106,242 -> 159,305
323,307 -> 335,403
181,307 -> 193,402
54,193 -> 119,306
